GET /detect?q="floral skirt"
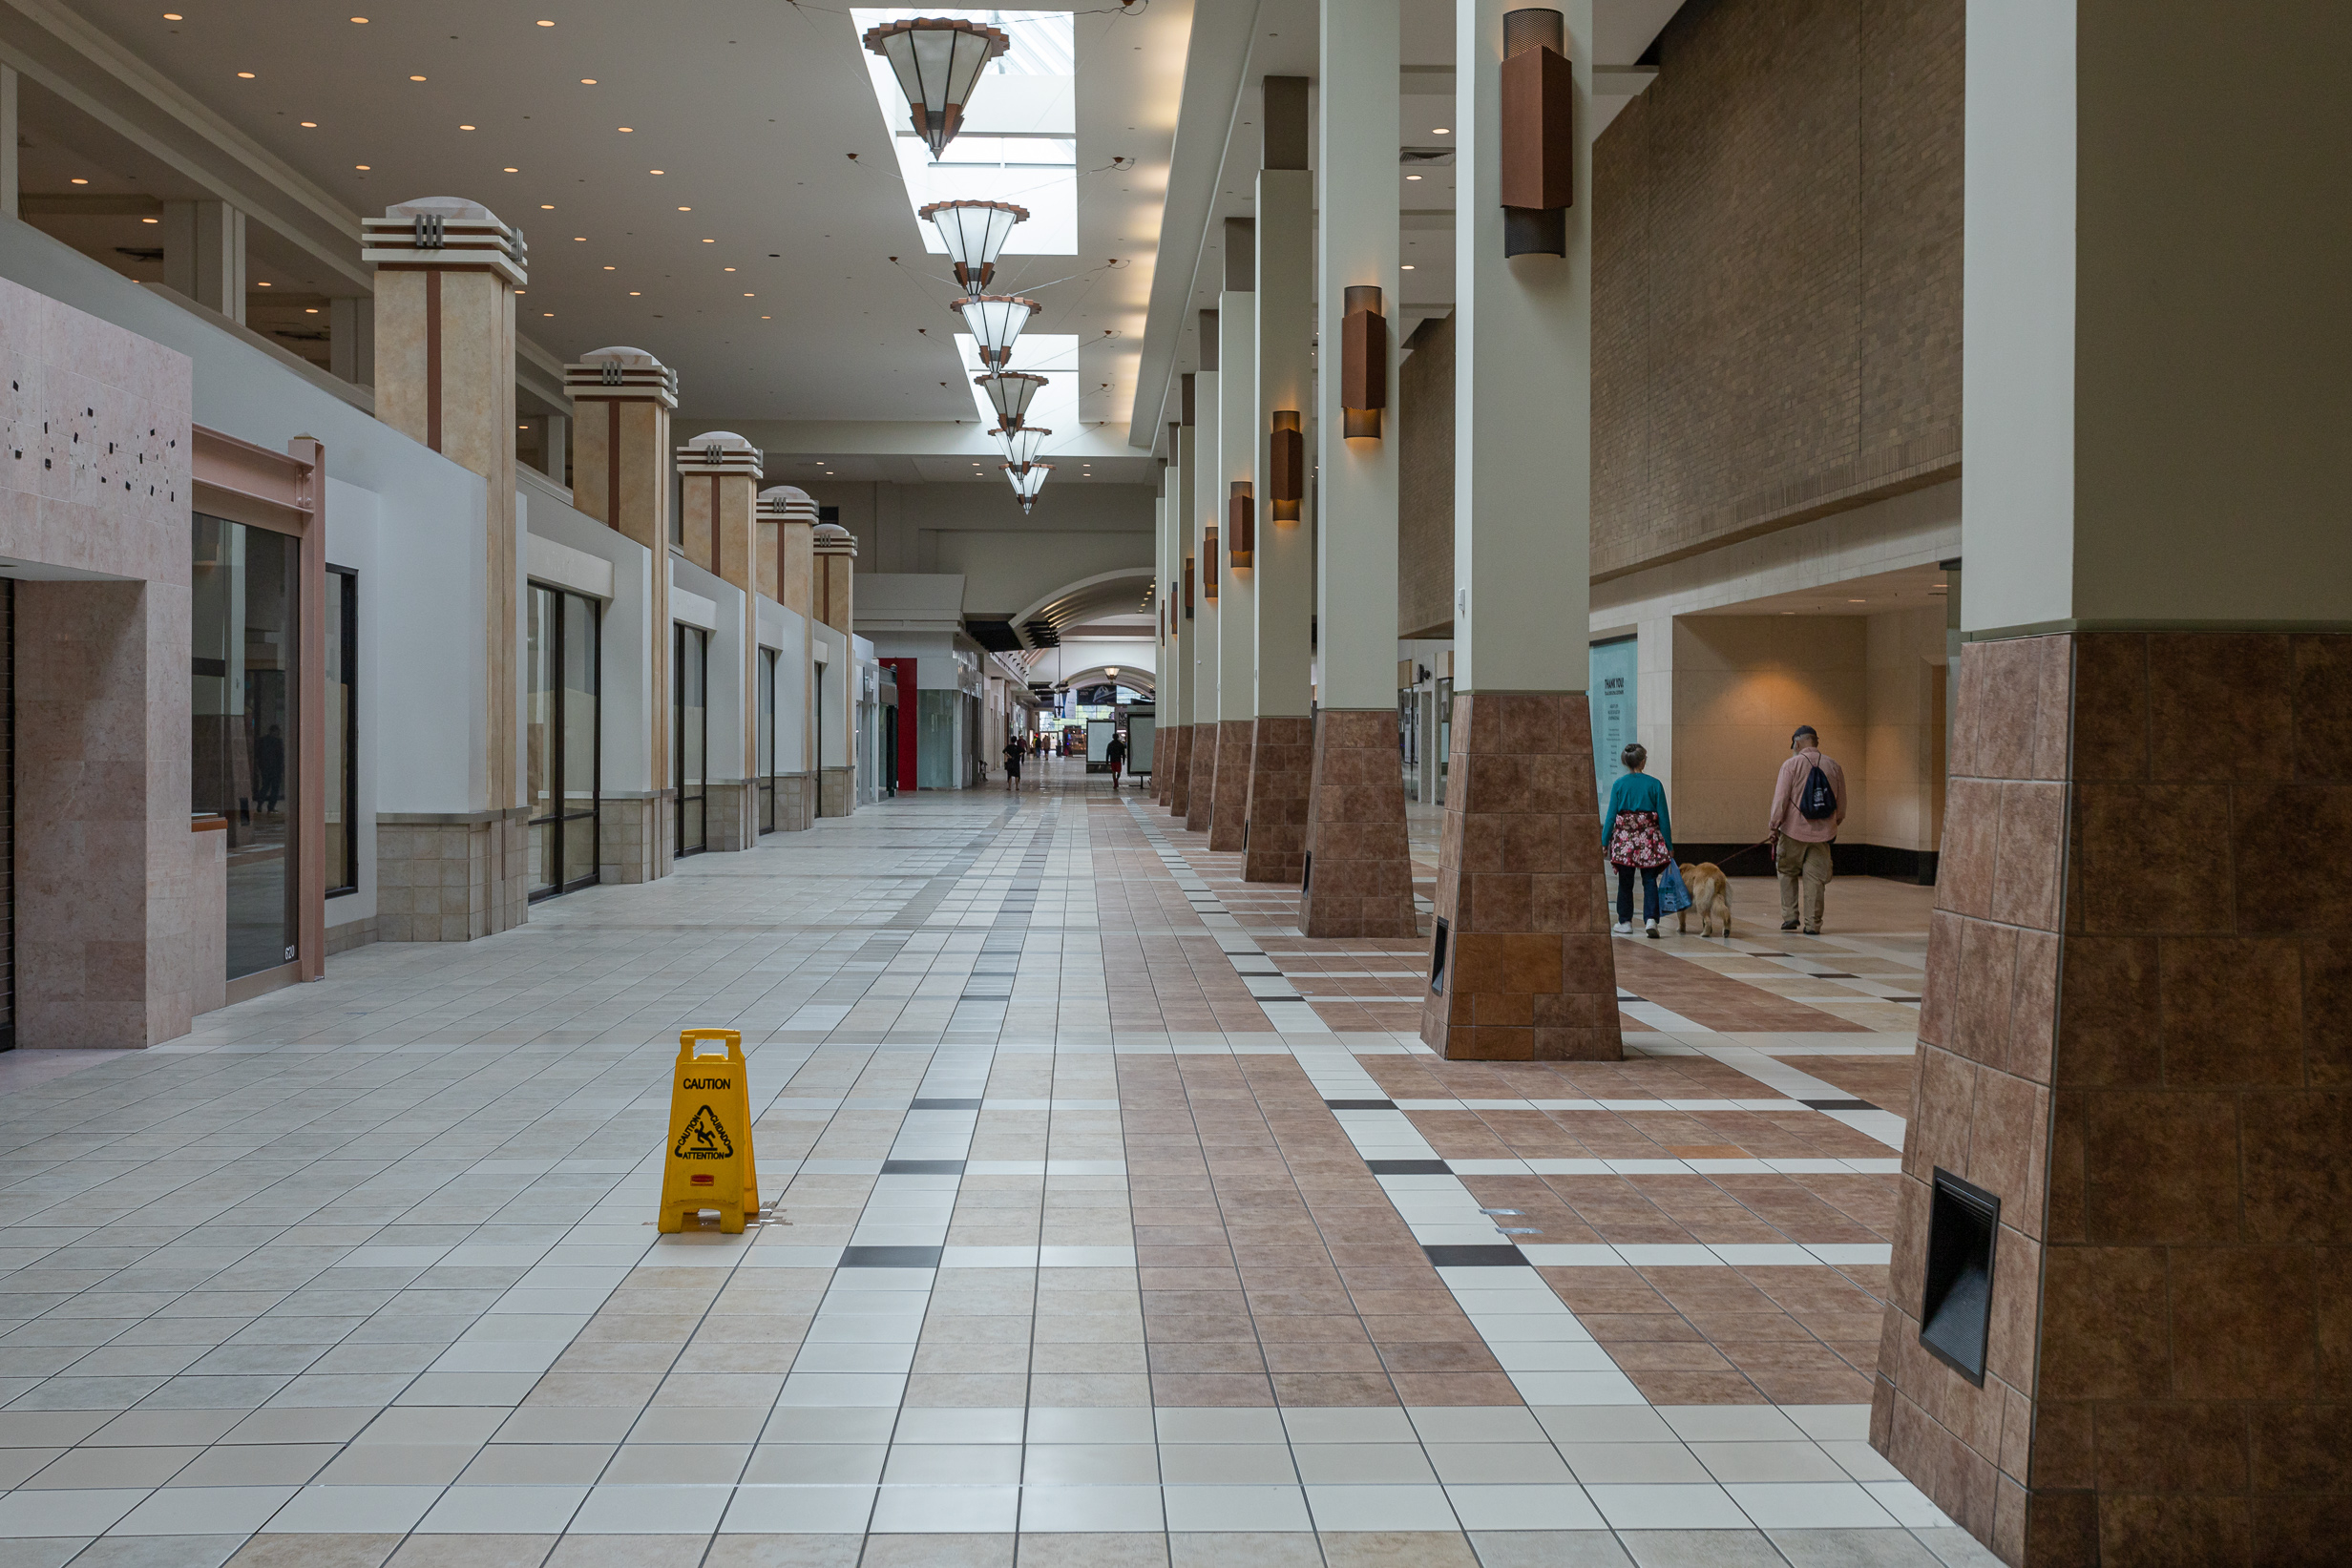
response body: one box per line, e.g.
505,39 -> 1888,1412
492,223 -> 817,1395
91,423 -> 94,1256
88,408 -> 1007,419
1608,809 -> 1671,869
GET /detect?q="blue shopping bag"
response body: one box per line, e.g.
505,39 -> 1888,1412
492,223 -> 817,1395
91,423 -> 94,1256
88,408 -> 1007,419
1655,860 -> 1693,915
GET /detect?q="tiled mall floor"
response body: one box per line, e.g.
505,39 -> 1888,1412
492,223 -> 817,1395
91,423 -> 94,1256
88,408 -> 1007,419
0,759 -> 1992,1568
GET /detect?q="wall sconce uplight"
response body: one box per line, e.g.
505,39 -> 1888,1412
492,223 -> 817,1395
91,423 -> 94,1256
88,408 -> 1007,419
1341,286 -> 1387,440
1184,555 -> 1195,617
1203,527 -> 1218,600
1228,481 -> 1255,569
1500,7 -> 1573,258
1270,410 -> 1303,521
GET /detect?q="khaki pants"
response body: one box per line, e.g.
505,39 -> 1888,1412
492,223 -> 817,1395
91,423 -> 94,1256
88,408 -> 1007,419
1776,836 -> 1834,931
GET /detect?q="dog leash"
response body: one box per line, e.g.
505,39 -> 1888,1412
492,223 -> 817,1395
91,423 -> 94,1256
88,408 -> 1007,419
1706,837 -> 1779,867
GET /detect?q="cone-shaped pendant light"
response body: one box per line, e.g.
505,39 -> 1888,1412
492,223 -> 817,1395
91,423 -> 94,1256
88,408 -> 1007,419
861,17 -> 1010,157
921,199 -> 1028,294
954,294 -> 1040,369
993,425 -> 1049,469
1003,462 -> 1053,506
975,371 -> 1048,427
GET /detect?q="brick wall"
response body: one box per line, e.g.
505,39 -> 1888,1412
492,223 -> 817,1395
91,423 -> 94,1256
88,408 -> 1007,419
1392,0 -> 1963,621
1593,0 -> 1964,579
1397,314 -> 1456,639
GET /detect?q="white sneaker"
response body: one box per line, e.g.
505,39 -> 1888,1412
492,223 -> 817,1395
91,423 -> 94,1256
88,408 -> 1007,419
1611,922 -> 1631,935
1645,920 -> 1660,939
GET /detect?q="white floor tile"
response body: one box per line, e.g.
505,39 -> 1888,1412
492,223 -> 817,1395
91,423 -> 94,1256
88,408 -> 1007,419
720,1484 -> 878,1533
1018,1484 -> 1165,1532
415,1485 -> 587,1533
1726,1481 -> 1900,1528
1161,1484 -> 1313,1532
568,1484 -> 735,1534
1585,1482 -> 1752,1530
0,1488 -> 152,1537
866,1483 -> 1019,1533
1304,1483 -> 1460,1532
262,1485 -> 445,1533
1442,1483 -> 1606,1530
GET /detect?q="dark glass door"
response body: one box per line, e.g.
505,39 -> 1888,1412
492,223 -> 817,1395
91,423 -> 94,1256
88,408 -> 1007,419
758,646 -> 777,834
676,623 -> 708,855
528,584 -> 602,899
193,515 -> 299,980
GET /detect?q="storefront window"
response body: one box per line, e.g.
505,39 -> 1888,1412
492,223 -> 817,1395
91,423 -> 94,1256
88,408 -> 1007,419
758,646 -> 777,834
192,514 -> 299,980
326,568 -> 356,896
528,584 -> 601,898
676,623 -> 707,855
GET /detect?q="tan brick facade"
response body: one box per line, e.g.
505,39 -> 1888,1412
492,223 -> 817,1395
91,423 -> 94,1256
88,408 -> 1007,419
1395,0 -> 1964,621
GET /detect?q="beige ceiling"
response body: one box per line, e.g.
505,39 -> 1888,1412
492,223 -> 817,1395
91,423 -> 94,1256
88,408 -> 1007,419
29,0 -> 1189,442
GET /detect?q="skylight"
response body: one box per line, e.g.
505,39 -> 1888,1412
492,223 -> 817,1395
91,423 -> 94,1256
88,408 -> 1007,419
853,8 -> 1078,257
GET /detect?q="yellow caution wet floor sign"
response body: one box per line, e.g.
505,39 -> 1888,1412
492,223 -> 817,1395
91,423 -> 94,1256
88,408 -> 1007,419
658,1029 -> 761,1233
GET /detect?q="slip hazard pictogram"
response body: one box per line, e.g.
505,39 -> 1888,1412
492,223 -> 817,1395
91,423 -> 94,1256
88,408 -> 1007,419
658,1030 -> 760,1233
673,1105 -> 734,1160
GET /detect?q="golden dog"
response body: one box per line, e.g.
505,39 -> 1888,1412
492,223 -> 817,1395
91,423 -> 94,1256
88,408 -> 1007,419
1676,862 -> 1732,938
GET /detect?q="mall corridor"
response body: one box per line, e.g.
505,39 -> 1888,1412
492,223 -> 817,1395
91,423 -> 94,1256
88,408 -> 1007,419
0,762 -> 1977,1568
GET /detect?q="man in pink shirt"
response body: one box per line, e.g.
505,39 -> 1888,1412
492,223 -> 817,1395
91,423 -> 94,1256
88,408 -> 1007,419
1768,725 -> 1846,935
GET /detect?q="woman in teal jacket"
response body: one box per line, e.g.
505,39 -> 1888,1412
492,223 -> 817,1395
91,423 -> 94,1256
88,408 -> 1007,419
1603,742 -> 1673,938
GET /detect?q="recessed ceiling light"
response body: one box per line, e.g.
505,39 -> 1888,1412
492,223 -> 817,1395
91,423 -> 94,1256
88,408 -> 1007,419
724,266 -> 735,272
141,217 -> 158,223
540,203 -> 555,209
602,265 -> 615,270
1401,263 -> 1415,269
629,290 -> 640,296
649,169 -> 663,175
579,77 -> 598,84
701,238 -> 714,243
355,164 -> 370,170
70,178 -> 88,185
305,307 -> 320,313
1433,126 -> 1449,134
1848,598 -> 1866,603
574,236 -> 586,240
409,74 -> 426,81
618,126 -> 633,133
237,71 -> 256,78
761,315 -> 770,319
459,123 -> 476,130
536,17 -> 555,25
743,292 -> 753,297
257,281 -> 271,287
350,15 -> 368,21
1406,174 -> 1421,180
503,166 -> 518,173
542,311 -> 553,317
163,11 -> 182,17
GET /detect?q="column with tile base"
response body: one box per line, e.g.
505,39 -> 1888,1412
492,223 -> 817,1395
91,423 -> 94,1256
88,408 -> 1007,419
1169,399 -> 1200,820
812,522 -> 858,816
1186,348 -> 1221,834
758,486 -> 819,831
676,432 -> 764,851
1243,81 -> 1315,884
362,198 -> 531,937
1209,232 -> 1257,853
1419,0 -> 1620,1061
1301,0 -> 1417,937
566,346 -> 679,884
1872,7 -> 2352,1562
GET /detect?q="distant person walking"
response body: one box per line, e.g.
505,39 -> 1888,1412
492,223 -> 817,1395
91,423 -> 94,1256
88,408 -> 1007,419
1003,736 -> 1023,792
1604,743 -> 1673,939
1105,732 -> 1128,788
1769,724 -> 1847,935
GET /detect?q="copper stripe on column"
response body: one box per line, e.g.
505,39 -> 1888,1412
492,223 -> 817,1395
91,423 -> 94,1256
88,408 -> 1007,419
605,402 -> 620,527
710,474 -> 723,575
424,269 -> 442,453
